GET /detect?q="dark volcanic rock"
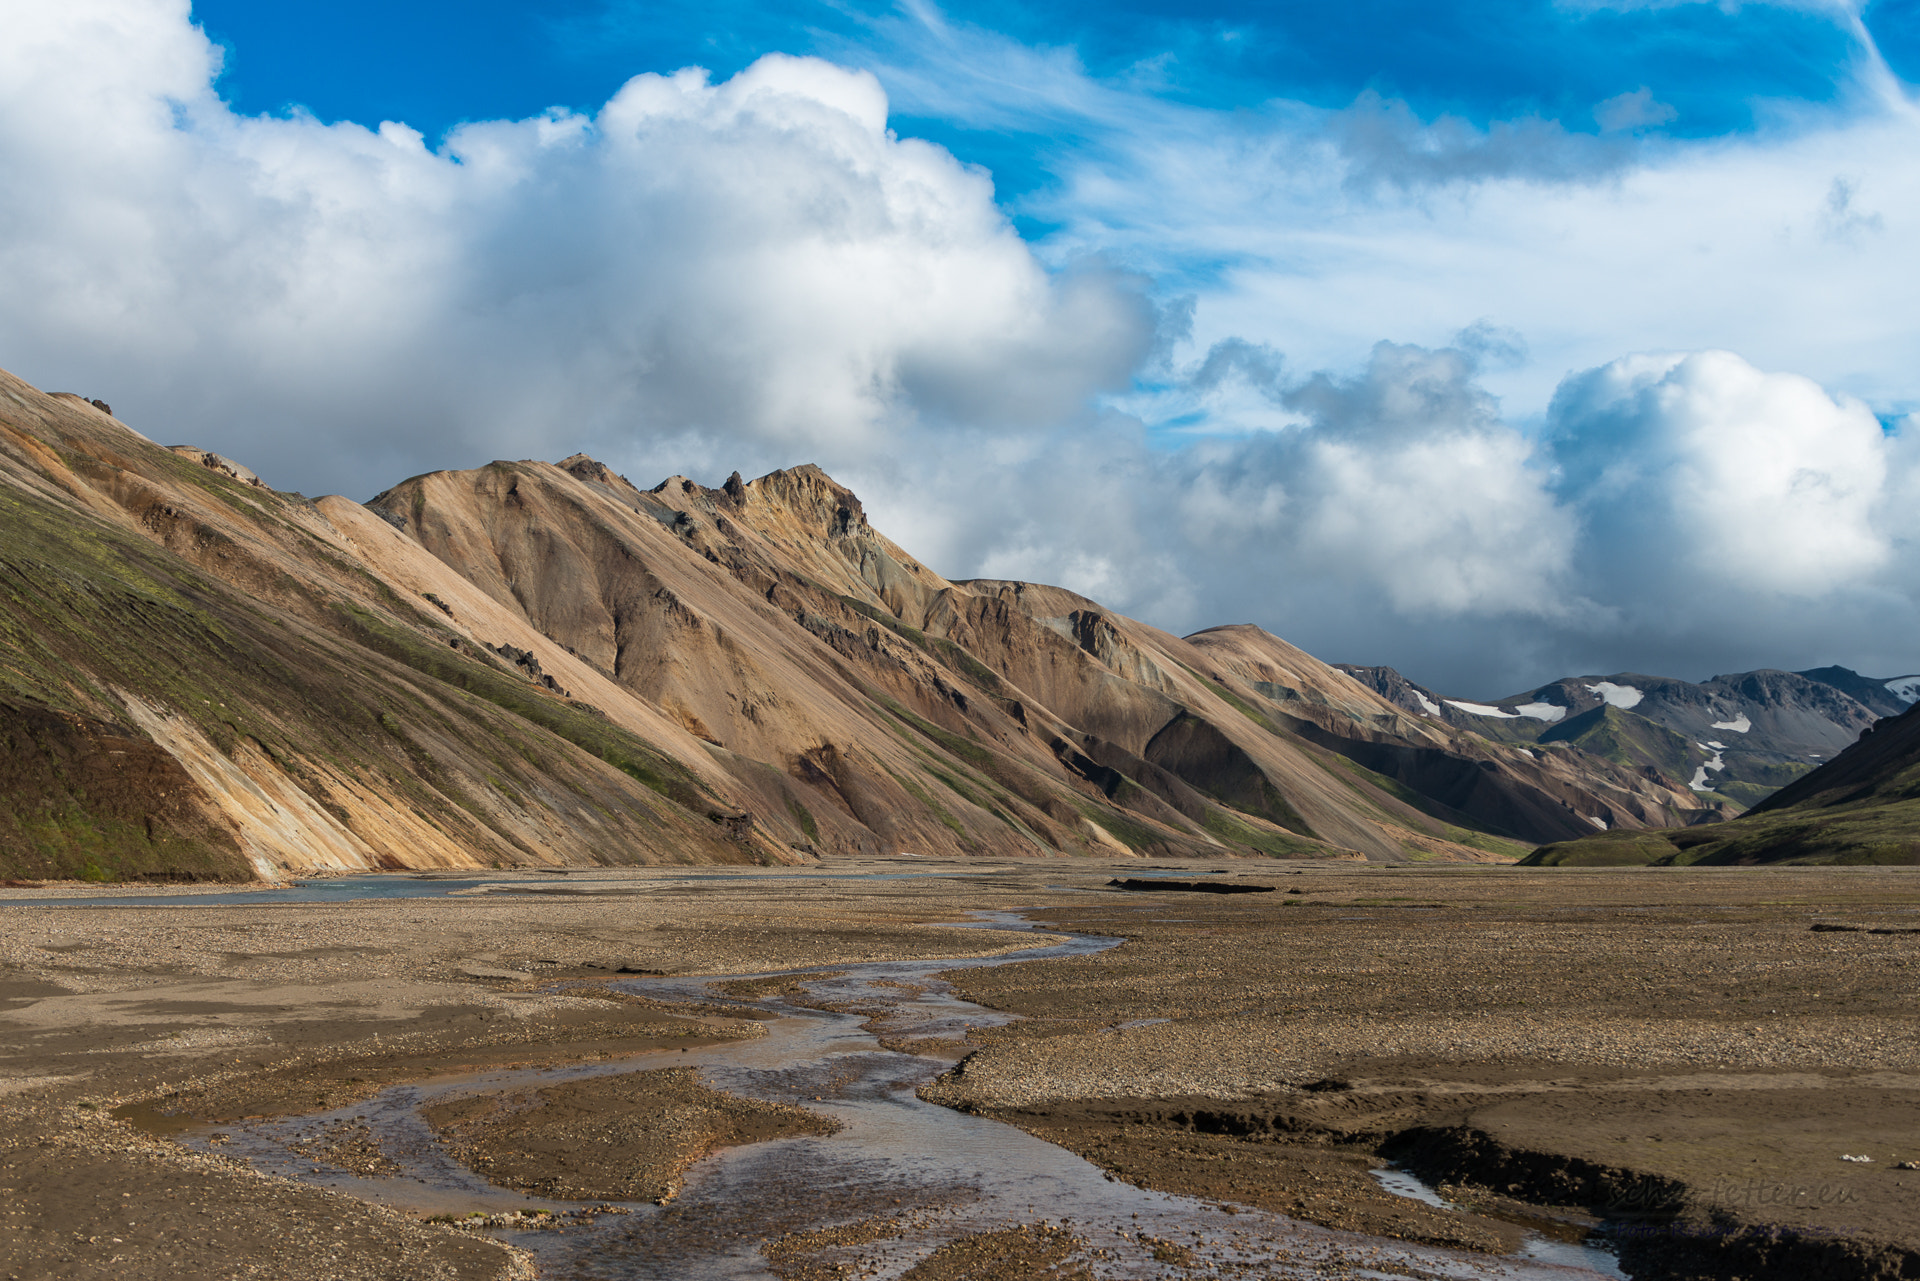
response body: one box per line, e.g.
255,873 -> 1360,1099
1108,877 -> 1275,894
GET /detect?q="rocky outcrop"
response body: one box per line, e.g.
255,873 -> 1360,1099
167,445 -> 266,488
485,642 -> 571,697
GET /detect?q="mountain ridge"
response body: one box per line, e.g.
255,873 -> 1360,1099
1338,661 -> 1914,811
1521,697 -> 1920,867
1,364 -> 1887,880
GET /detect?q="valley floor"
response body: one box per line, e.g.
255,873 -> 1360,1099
2,861 -> 1918,1279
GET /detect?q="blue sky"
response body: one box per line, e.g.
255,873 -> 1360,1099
194,0 -> 1882,136
194,0 -> 1886,204
3,0 -> 1917,692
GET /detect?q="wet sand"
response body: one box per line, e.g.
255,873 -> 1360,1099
2,859 -> 1917,1278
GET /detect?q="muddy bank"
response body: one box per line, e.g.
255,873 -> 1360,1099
967,1077 -> 1920,1278
423,1067 -> 837,1203
1377,1074 -> 1920,1281
970,1094 -> 1527,1253
0,1101 -> 532,1281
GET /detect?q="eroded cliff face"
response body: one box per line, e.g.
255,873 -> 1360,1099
0,363 -> 1724,880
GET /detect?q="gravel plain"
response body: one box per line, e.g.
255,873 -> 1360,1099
3,858 -> 1919,1279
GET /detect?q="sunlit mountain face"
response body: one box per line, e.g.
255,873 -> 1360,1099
3,0 -> 1915,694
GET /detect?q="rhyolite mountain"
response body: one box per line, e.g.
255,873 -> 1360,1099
1339,664 -> 1917,810
0,365 -> 1849,881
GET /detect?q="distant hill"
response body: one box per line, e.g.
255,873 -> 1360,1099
1,365 -> 1736,881
1339,663 -> 1915,813
1520,698 -> 1920,866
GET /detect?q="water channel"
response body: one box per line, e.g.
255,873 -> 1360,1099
166,905 -> 1628,1280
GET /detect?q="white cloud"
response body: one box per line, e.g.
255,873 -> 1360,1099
1549,349 -> 1894,594
870,344 -> 1917,696
2,0 -> 1917,698
868,342 -> 1585,665
0,0 -> 1151,493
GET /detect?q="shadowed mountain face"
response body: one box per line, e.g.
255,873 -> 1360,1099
0,366 -> 1740,880
1340,663 -> 1917,812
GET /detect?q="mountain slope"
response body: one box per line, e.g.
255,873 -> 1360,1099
1342,662 -> 1913,810
367,458 -> 1484,862
0,376 -> 790,878
1521,700 -> 1920,867
1198,630 -> 1714,841
1,362 -> 1796,880
1797,666 -> 1920,720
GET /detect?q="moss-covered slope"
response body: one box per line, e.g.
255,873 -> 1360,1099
1521,701 -> 1920,867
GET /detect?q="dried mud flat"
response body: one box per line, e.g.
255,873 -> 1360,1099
1,858 -> 1918,1279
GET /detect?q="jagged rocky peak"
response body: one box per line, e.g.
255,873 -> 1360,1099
741,463 -> 867,537
556,453 -> 640,496
640,464 -> 866,535
168,445 -> 265,489
1335,664 -> 1449,719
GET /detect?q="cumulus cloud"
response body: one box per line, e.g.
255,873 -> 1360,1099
870,341 -> 1582,653
0,0 -> 1151,494
2,0 -> 1917,696
1549,349 -> 1895,595
873,344 -> 1918,694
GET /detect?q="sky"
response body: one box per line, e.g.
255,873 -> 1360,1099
2,0 -> 1918,696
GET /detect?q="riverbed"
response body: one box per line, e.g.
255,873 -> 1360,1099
179,910 -> 1623,1279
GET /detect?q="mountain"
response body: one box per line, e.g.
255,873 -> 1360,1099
0,365 -> 1759,880
1796,666 -> 1920,719
0,381 -> 769,881
363,451 -> 1708,859
1520,698 -> 1920,867
1340,663 -> 1916,810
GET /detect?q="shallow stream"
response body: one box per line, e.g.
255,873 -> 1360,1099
6,866 -> 991,909
188,911 -> 1627,1279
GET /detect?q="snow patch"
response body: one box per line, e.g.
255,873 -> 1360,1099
1513,702 -> 1566,723
1587,815 -> 1609,830
1887,676 -> 1920,705
1690,744 -> 1728,792
1711,714 -> 1752,733
1413,690 -> 1442,716
1446,700 -> 1518,718
1706,741 -> 1726,750
1516,748 -> 1536,759
1584,681 -> 1644,709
